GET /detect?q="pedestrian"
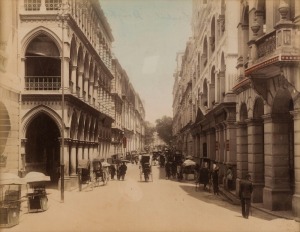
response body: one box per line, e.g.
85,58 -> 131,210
165,160 -> 171,179
239,173 -> 253,219
226,167 -> 233,190
119,162 -> 127,181
200,162 -> 209,190
212,163 -> 219,195
110,164 -> 116,180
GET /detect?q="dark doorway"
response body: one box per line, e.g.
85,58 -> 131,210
25,113 -> 60,184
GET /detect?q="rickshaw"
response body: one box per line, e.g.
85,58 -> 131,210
78,159 -> 92,191
139,154 -> 153,182
0,173 -> 24,228
92,158 -> 108,186
24,172 -> 50,213
195,157 -> 212,192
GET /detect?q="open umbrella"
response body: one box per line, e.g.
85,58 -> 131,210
186,155 -> 194,160
0,173 -> 25,185
23,172 -> 50,183
182,159 -> 196,167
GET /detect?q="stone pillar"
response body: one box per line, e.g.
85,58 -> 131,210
70,140 -> 77,175
226,122 -> 237,165
295,0 -> 300,24
236,122 -> 248,196
70,65 -> 77,94
262,114 -> 292,211
246,118 -> 264,203
20,139 -> 28,176
83,75 -> 89,102
77,142 -> 84,160
207,129 -> 216,161
58,138 -> 71,191
215,127 -> 221,162
77,71 -> 83,98
291,109 -> 300,221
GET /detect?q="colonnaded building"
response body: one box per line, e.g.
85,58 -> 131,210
173,0 -> 300,220
0,0 -> 145,189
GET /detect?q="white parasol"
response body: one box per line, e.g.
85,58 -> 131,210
182,159 -> 196,167
23,172 -> 50,183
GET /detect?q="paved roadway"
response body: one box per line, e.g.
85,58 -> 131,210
3,163 -> 299,232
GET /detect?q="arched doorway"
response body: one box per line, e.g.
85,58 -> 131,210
25,113 -> 60,184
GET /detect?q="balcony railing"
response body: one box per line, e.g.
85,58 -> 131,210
257,31 -> 276,59
25,76 -> 61,90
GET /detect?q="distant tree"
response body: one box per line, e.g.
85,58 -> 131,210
144,121 -> 155,146
155,116 -> 173,145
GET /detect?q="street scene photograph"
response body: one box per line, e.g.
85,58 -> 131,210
0,0 -> 300,232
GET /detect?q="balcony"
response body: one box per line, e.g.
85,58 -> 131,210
25,76 -> 61,90
245,22 -> 300,78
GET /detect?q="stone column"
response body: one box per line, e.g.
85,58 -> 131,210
246,118 -> 264,203
77,71 -> 83,98
215,126 -> 221,162
226,122 -> 237,165
70,140 -> 77,175
236,122 -> 248,196
207,129 -> 216,161
58,138 -> 71,191
291,110 -> 300,220
77,141 -> 84,160
70,65 -> 77,94
262,114 -> 292,211
20,139 -> 28,176
83,75 -> 89,102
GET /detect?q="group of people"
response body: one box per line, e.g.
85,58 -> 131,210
109,162 -> 127,181
196,162 -> 220,195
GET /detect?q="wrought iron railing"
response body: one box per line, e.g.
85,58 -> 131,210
25,76 -> 61,90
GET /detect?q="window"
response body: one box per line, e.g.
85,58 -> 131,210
24,0 -> 41,11
45,0 -> 62,10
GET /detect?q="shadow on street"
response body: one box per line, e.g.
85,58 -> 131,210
179,184 -> 280,222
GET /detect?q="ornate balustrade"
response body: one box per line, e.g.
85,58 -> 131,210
256,31 -> 276,59
25,76 -> 61,90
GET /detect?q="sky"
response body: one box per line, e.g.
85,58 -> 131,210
100,0 -> 192,124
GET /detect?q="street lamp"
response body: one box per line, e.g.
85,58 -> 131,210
57,1 -> 70,203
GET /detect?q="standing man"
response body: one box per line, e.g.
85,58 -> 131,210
239,173 -> 253,219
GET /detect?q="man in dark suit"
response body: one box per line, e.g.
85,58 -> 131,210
239,173 -> 253,219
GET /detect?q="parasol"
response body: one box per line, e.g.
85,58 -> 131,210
182,159 -> 196,167
185,155 -> 194,160
23,172 -> 50,183
0,172 -> 25,185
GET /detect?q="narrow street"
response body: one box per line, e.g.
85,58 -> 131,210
3,164 -> 299,232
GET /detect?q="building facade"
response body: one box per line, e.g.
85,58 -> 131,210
173,0 -> 239,185
233,0 -> 300,219
1,0 -> 145,190
173,0 -> 300,219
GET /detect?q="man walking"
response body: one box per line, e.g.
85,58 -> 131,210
239,173 -> 253,219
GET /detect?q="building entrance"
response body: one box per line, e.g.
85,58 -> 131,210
25,113 -> 60,184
